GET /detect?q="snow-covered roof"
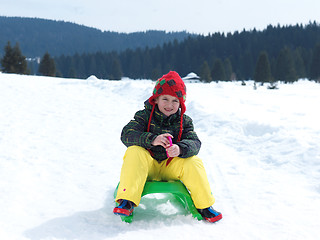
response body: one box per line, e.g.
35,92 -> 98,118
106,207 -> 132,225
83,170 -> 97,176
182,72 -> 200,80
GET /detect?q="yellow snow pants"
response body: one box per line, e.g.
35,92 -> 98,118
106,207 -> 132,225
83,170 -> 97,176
115,146 -> 215,209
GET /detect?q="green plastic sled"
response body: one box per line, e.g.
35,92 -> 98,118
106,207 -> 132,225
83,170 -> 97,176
113,180 -> 203,223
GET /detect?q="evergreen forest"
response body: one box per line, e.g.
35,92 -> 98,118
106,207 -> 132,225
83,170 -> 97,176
54,22 -> 320,82
1,16 -> 320,82
0,16 -> 192,57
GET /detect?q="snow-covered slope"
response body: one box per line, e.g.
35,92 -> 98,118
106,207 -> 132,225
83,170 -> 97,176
0,73 -> 319,240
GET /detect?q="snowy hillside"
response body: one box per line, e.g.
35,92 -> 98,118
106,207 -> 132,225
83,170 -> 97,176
0,73 -> 319,240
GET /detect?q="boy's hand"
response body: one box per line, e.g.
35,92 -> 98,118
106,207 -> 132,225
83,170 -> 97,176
152,133 -> 173,148
151,133 -> 180,157
166,144 -> 181,157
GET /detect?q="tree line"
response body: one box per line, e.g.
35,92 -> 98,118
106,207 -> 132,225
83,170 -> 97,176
0,16 -> 192,57
1,22 -> 320,82
0,42 -> 56,76
53,22 -> 320,82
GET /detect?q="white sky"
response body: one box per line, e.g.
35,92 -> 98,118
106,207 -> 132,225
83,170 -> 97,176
0,0 -> 319,34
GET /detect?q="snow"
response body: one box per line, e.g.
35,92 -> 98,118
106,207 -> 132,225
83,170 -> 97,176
182,72 -> 200,80
0,72 -> 319,240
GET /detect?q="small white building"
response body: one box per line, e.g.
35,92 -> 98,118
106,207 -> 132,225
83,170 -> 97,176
182,72 -> 201,83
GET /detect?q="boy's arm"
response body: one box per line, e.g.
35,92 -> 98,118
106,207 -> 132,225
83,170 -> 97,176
176,115 -> 201,158
121,110 -> 157,149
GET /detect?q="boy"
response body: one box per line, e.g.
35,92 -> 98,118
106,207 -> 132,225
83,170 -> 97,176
113,71 -> 222,223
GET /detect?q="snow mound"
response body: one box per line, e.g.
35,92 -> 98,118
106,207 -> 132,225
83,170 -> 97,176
0,74 -> 319,240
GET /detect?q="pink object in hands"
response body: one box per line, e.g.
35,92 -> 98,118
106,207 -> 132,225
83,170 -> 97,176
166,136 -> 172,158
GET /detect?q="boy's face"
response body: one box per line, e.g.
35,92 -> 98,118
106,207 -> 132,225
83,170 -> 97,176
155,95 -> 180,117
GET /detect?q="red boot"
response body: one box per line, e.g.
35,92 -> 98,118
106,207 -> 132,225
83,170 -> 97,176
113,199 -> 134,216
198,207 -> 222,223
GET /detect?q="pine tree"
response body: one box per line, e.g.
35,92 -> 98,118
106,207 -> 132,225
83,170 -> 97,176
38,52 -> 56,76
224,58 -> 233,81
150,65 -> 161,80
88,55 -> 98,77
293,48 -> 306,79
212,59 -> 226,81
199,61 -> 212,82
1,41 -> 15,73
128,50 -> 142,79
142,48 -> 153,78
254,51 -> 272,84
1,41 -> 28,74
110,57 -> 122,80
275,47 -> 297,83
310,42 -> 320,82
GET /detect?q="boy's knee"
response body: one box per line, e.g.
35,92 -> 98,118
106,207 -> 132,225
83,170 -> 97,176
125,145 -> 149,156
123,146 -> 152,165
183,156 -> 204,169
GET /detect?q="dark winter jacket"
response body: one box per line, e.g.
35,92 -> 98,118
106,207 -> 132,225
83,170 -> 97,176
121,100 -> 201,162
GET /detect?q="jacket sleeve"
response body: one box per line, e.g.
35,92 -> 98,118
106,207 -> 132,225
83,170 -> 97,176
121,110 -> 157,149
176,115 -> 201,158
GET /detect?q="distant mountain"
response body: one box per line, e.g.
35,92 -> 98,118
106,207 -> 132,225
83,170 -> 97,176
0,16 -> 195,57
